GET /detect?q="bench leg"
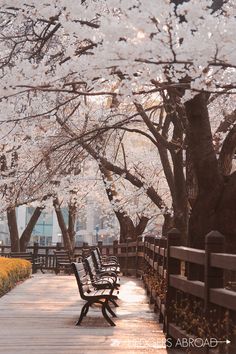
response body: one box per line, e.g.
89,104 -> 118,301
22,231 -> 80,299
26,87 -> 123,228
109,298 -> 119,307
76,303 -> 89,326
102,302 -> 116,326
105,302 -> 117,318
55,268 -> 60,275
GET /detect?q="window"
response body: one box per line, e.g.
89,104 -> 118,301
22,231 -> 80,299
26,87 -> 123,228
76,210 -> 87,231
26,208 -> 53,237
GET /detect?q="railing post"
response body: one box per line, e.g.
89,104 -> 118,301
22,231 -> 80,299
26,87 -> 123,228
125,237 -> 132,276
32,242 -> 39,274
204,230 -> 225,313
154,236 -> 160,269
143,235 -> 147,264
56,242 -> 62,250
136,235 -> 143,276
98,241 -> 103,255
166,228 -> 181,340
113,240 -> 118,256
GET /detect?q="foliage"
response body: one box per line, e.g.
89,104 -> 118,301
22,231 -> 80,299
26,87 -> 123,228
170,292 -> 234,344
0,257 -> 31,296
143,266 -> 166,302
0,0 -> 236,248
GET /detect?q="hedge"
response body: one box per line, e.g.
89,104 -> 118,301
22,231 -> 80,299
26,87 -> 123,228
0,257 -> 32,297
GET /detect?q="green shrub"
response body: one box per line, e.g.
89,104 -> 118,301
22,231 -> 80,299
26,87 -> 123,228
0,257 -> 31,297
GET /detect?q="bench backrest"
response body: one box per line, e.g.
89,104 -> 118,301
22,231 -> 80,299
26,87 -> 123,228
84,255 -> 97,281
10,252 -> 33,262
71,262 -> 90,299
95,247 -> 102,261
54,251 -> 71,264
91,249 -> 102,270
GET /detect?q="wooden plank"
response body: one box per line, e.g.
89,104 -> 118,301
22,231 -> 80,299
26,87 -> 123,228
210,288 -> 236,310
158,266 -> 164,276
127,242 -> 137,247
136,252 -> 144,257
150,244 -> 155,252
159,248 -> 166,257
0,274 -> 168,354
149,258 -> 153,266
210,253 -> 236,271
170,246 -> 205,265
117,252 -> 136,258
169,275 -> 204,299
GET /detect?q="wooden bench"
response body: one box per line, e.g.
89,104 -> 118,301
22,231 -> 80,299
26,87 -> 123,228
54,251 -> 83,274
10,252 -> 44,274
54,251 -> 73,274
95,247 -> 119,265
84,255 -> 120,291
91,249 -> 120,274
71,262 -> 119,326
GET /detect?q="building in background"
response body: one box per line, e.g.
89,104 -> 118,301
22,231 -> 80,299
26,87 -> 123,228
17,206 -> 56,246
0,201 -> 119,247
0,212 -> 10,245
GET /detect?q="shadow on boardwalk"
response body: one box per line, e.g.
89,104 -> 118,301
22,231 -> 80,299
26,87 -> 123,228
0,274 -> 183,353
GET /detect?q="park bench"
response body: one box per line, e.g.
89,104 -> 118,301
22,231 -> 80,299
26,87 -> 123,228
54,250 -> 82,274
91,249 -> 120,274
54,250 -> 73,274
84,255 -> 120,291
71,262 -> 119,326
95,247 -> 119,265
10,252 -> 44,274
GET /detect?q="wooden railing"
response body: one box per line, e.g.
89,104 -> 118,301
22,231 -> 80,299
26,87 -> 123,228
0,240 -> 142,274
141,229 -> 236,353
1,230 -> 236,351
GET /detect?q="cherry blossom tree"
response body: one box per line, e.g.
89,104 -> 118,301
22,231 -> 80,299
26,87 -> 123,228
0,0 -> 236,250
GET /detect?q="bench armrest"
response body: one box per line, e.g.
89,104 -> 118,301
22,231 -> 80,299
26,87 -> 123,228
93,279 -> 115,288
98,271 -> 117,281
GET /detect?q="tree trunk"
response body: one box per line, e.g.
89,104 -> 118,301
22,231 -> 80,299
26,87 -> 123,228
100,164 -> 149,243
215,172 -> 236,252
185,93 -> 223,249
53,198 -> 73,255
117,214 -> 149,243
7,207 -> 20,252
172,149 -> 189,245
20,206 -> 44,251
68,203 -> 77,248
171,116 -> 189,245
162,213 -> 174,236
118,215 -> 136,243
186,147 -> 198,208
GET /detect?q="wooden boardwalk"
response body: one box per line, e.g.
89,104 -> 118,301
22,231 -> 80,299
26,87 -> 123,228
0,274 -> 180,353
